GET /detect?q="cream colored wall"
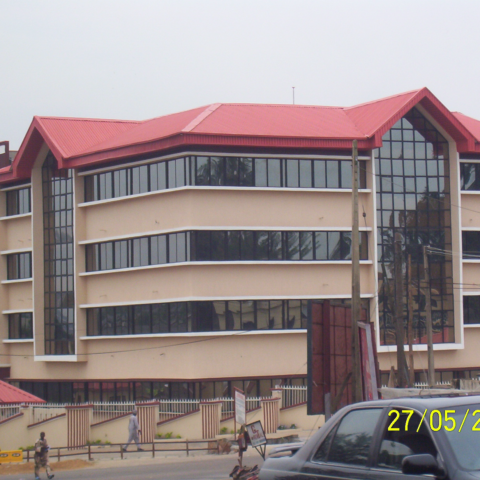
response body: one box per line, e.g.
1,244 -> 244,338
27,416 -> 68,449
83,263 -> 374,306
462,264 -> 480,288
157,410 -> 203,440
461,194 -> 480,228
4,281 -> 33,311
280,405 -> 324,430
74,171 -> 88,357
0,411 -> 29,450
378,328 -> 480,373
9,331 -> 307,381
91,415 -> 130,444
81,189 -> 373,242
4,216 -> 32,251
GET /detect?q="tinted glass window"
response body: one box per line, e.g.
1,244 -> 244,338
377,410 -> 437,470
196,157 -> 210,185
463,231 -> 480,257
313,427 -> 335,462
268,159 -> 281,187
314,160 -> 326,188
255,159 -> 267,187
299,160 -> 312,188
238,158 -> 253,186
7,188 -> 31,216
328,409 -> 382,466
286,160 -> 299,187
464,296 -> 480,325
210,157 -> 224,186
326,161 -> 339,188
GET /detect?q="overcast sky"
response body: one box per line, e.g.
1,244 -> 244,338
2,0 -> 480,149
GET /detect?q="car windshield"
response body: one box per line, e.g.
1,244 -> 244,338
440,404 -> 480,470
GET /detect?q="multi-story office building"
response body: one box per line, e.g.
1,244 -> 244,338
1,87 -> 480,402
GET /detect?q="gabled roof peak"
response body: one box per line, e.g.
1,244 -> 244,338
3,87 -> 480,184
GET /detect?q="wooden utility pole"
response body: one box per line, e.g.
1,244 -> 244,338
407,254 -> 415,387
394,232 -> 408,387
423,245 -> 435,386
351,140 -> 363,403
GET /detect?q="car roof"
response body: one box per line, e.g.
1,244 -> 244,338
349,394 -> 480,411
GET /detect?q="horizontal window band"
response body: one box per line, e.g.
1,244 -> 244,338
84,230 -> 369,273
79,226 -> 372,245
78,151 -> 371,177
84,298 -> 370,337
82,156 -> 369,205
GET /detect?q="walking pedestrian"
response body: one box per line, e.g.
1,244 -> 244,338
34,431 -> 54,480
122,409 -> 144,452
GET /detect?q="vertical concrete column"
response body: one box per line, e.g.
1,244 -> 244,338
200,400 -> 222,439
66,404 -> 93,449
261,398 -> 280,434
270,388 -> 283,408
136,402 -> 159,443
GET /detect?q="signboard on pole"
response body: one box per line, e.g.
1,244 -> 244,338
234,388 -> 246,425
246,420 -> 267,459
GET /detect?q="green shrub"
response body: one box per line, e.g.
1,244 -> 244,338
104,440 -> 111,445
290,424 -> 297,429
220,427 -> 228,434
176,434 -> 181,439
165,432 -> 173,439
155,433 -> 163,439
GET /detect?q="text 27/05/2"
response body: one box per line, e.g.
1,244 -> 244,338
388,409 -> 480,433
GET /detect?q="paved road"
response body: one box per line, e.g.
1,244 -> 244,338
2,451 -> 265,480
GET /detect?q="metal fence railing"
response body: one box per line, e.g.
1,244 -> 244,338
92,401 -> 135,424
276,385 -> 307,408
21,439 -> 221,463
0,404 -> 21,422
158,399 -> 200,423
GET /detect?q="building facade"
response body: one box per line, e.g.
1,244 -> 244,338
1,88 -> 480,402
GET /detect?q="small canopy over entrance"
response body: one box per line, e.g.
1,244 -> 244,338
0,379 -> 46,404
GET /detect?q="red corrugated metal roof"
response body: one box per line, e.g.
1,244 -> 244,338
2,87 -> 480,184
77,105 -> 209,157
35,116 -> 140,158
452,112 -> 480,143
0,379 -> 45,404
344,89 -> 422,137
189,104 -> 366,138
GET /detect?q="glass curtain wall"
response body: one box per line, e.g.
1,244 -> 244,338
376,108 -> 454,345
42,153 -> 75,355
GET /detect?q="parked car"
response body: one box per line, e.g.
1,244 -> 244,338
259,395 -> 480,480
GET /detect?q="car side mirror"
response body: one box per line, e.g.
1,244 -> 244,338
402,454 -> 446,478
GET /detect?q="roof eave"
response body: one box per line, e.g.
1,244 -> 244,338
64,132 -> 374,168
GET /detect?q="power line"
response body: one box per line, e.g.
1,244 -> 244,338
0,329 -> 257,358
